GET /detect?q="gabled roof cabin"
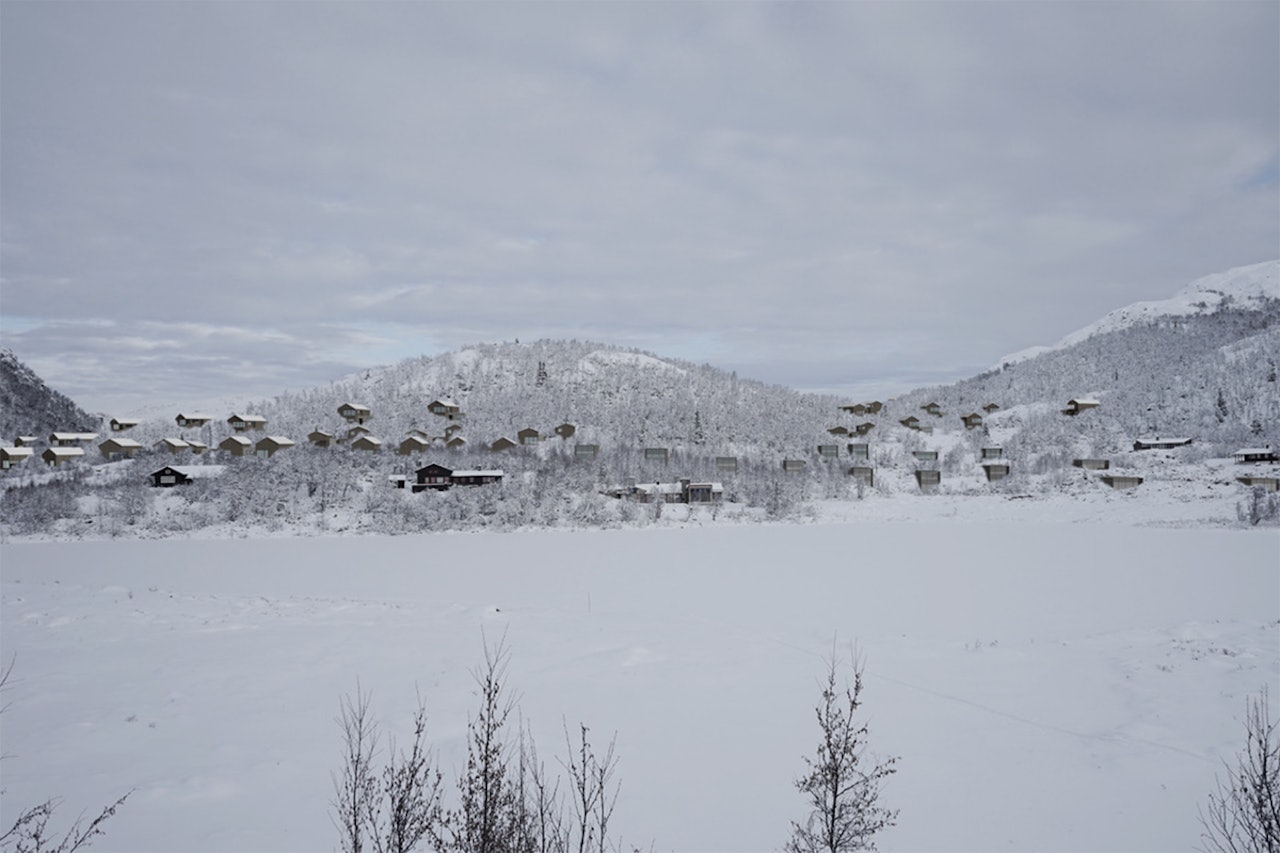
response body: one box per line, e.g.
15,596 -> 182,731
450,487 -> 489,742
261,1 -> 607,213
228,414 -> 267,432
99,438 -> 143,460
1062,398 -> 1100,416
338,403 -> 372,423
218,436 -> 252,456
49,432 -> 98,446
254,436 -> 295,458
42,446 -> 85,466
0,446 -> 34,469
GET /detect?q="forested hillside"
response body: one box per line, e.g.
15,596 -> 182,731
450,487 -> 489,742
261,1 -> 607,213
2,262 -> 1277,538
0,348 -> 97,439
253,339 -> 841,455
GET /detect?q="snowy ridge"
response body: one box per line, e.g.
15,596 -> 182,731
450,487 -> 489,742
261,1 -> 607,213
999,260 -> 1280,367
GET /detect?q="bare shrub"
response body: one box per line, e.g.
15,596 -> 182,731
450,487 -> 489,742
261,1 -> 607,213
787,644 -> 898,853
1198,687 -> 1280,853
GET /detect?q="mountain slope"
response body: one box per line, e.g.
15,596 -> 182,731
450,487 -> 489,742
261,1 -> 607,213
250,339 -> 843,456
1000,260 -> 1279,365
0,347 -> 98,440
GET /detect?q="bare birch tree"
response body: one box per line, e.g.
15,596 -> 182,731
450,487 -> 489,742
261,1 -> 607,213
1199,687 -> 1280,853
787,645 -> 898,853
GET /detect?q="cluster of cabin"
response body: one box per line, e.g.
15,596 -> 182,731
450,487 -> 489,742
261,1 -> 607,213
4,393 -> 1277,503
604,478 -> 725,504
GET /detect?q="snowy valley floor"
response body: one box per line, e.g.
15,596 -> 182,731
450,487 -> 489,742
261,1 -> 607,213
1,508 -> 1277,851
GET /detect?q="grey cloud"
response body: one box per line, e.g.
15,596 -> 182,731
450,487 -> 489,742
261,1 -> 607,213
1,1 -> 1275,411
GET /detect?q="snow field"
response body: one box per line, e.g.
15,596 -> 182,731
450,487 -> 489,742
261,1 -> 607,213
1,521 -> 1277,851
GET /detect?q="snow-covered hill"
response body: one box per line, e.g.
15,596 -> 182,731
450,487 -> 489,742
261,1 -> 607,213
999,260 -> 1279,366
0,347 -> 97,439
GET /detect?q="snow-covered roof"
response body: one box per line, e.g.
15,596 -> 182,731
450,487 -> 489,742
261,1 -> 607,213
259,436 -> 295,446
452,469 -> 503,477
164,465 -> 226,479
102,438 -> 144,449
1135,436 -> 1191,445
50,432 -> 98,442
44,446 -> 85,457
176,412 -> 212,421
156,438 -> 190,448
228,413 -> 267,423
1234,448 -> 1276,456
221,435 -> 252,446
0,446 -> 34,458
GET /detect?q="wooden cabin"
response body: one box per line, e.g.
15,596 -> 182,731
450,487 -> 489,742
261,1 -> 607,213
427,399 -> 462,419
1132,436 -> 1192,451
980,447 -> 1004,460
554,423 -> 576,439
350,435 -> 383,452
109,418 -> 140,432
782,459 -> 806,473
914,469 -> 941,490
848,466 -> 874,487
175,413 -> 212,428
337,403 -> 372,424
921,402 -> 943,417
154,437 -> 190,455
1062,398 -> 1100,416
982,403 -> 1000,413
413,463 -> 454,491
49,432 -> 98,446
574,444 -> 599,461
398,435 -> 430,455
148,465 -> 225,488
253,436 -> 295,458
218,436 -> 252,457
309,430 -> 335,448
847,443 -> 870,460
1073,458 -> 1110,471
42,447 -> 84,467
1,446 -> 34,470
1100,475 -> 1143,490
1236,476 -> 1279,492
228,414 -> 267,432
644,447 -> 670,465
960,413 -> 984,430
817,444 -> 840,459
853,422 -> 876,436
99,438 -> 142,460
1233,447 -> 1278,464
490,437 -> 517,452
980,461 -> 1011,482
517,428 -> 541,446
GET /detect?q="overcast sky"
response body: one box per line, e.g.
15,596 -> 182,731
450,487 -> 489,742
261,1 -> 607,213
2,1 -> 1277,415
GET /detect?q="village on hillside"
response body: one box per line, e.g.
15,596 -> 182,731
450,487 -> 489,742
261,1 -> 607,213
2,389 -> 1277,533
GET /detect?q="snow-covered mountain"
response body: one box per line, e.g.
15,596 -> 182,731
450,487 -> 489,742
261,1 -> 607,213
999,260 -> 1279,366
0,347 -> 97,439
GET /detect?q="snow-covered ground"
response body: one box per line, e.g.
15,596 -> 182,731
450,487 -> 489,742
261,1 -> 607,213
1,516 -> 1276,852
